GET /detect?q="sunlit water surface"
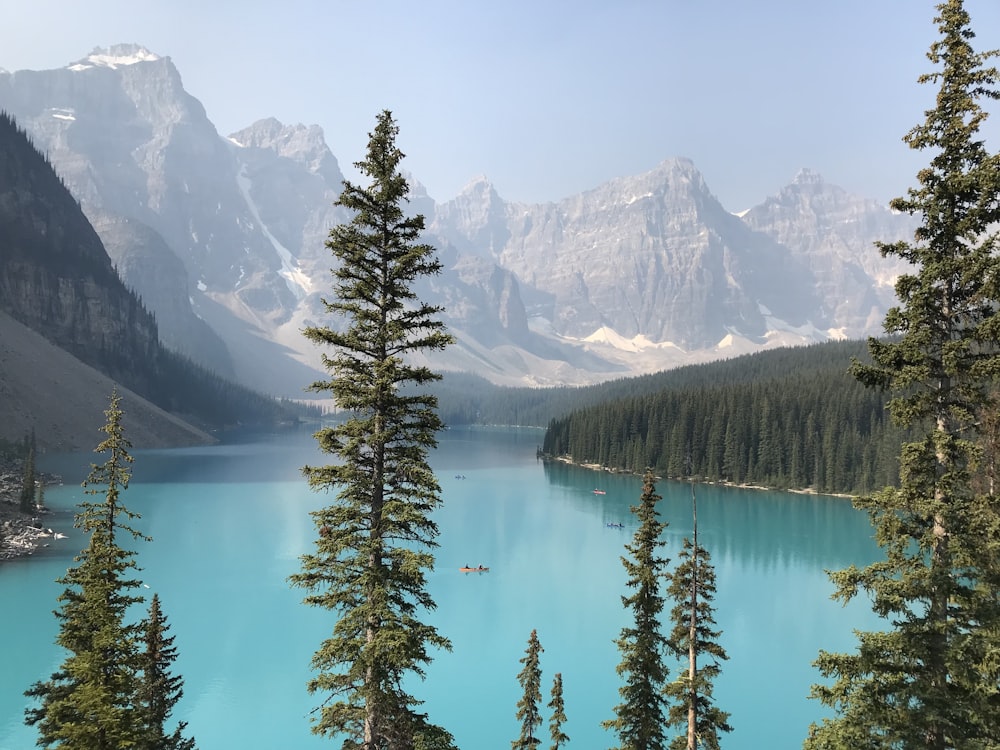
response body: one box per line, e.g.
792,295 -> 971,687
0,426 -> 881,749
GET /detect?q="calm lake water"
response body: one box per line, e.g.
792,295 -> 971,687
0,426 -> 881,749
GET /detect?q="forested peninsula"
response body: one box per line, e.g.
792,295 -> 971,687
540,340 -> 910,496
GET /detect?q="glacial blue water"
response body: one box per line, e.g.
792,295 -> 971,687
0,426 -> 881,749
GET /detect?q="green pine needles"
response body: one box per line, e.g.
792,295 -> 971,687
289,110 -> 455,750
137,594 -> 195,750
807,1 -> 1000,747
513,629 -> 545,750
604,470 -> 673,750
604,471 -> 730,750
664,480 -> 731,750
510,631 -> 569,750
547,672 -> 570,750
24,390 -> 194,750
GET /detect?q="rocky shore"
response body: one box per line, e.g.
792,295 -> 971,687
0,466 -> 65,562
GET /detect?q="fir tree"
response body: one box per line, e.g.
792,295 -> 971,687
289,110 -> 455,750
547,672 -> 569,750
603,470 -> 671,750
663,481 -> 731,750
25,390 -> 148,749
806,1 -> 1000,747
136,593 -> 195,750
19,430 -> 36,513
513,629 -> 544,750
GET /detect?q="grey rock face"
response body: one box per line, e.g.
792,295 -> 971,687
91,213 -> 235,376
741,169 -> 916,335
428,160 -> 887,349
1,46 -> 918,390
0,46 -> 294,325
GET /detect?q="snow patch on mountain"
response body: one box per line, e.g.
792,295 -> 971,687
235,166 -> 311,299
624,192 -> 654,206
758,302 -> 830,342
582,326 -> 685,353
68,45 -> 160,71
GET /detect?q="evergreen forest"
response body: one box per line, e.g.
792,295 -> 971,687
539,340 -> 911,495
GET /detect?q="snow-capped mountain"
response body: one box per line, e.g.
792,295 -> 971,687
0,45 -> 919,393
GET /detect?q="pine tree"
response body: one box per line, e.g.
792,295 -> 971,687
25,390 -> 148,749
806,2 -> 1000,747
663,483 -> 731,750
289,110 -> 455,750
603,470 -> 671,750
19,430 -> 36,513
513,629 -> 544,750
137,593 -> 195,750
547,672 -> 569,750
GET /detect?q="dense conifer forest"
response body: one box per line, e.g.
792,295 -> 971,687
536,340 -> 910,495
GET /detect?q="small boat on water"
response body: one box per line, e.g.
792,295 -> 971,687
606,522 -> 624,528
593,489 -> 607,495
460,566 -> 490,573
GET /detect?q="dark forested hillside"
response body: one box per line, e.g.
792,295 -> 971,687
0,112 -> 304,439
540,340 -> 911,495
0,111 -> 160,382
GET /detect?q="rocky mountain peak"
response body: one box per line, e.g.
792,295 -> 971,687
68,44 -> 162,71
790,167 -> 825,189
460,174 -> 496,194
229,118 -> 340,181
1,48 -> 922,390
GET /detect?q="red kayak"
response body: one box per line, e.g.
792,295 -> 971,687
460,566 -> 489,572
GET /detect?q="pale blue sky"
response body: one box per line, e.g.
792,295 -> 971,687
1,0 -> 998,211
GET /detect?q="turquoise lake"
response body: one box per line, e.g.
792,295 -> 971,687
0,426 -> 881,749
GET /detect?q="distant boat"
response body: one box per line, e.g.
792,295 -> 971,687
593,489 -> 606,495
606,522 -> 624,529
460,566 -> 489,573
53,532 -> 68,539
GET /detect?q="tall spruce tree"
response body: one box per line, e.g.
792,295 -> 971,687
513,629 -> 544,750
25,390 -> 148,749
663,482 -> 730,750
289,110 -> 455,750
806,1 -> 1000,747
136,593 -> 195,750
603,470 -> 671,750
547,672 -> 569,750
19,430 -> 37,513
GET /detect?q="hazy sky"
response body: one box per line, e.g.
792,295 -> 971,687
2,0 -> 998,211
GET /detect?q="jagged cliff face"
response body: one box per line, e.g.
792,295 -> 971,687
0,113 -> 159,381
90,214 -> 235,377
0,46 -> 920,390
431,161 -> 828,348
741,169 -> 915,336
0,46 -> 294,349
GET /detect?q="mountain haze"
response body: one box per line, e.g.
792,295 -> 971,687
0,110 -> 303,448
0,45 -> 919,393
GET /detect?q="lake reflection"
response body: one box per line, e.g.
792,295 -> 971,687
1,426 -> 881,749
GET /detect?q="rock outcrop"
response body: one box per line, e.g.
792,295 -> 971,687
1,46 -> 920,389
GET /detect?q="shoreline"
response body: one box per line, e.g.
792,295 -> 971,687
546,454 -> 854,500
0,465 -> 68,562
0,512 -> 65,561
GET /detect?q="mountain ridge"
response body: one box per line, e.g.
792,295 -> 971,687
0,46 -> 919,392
